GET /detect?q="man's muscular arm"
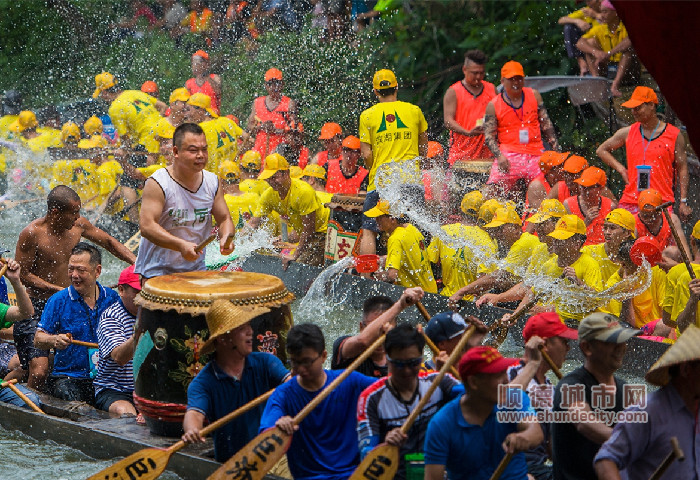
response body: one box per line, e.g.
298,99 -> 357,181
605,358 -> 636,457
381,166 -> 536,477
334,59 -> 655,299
15,227 -> 63,294
483,103 -> 503,159
78,218 -> 136,264
535,90 -> 559,151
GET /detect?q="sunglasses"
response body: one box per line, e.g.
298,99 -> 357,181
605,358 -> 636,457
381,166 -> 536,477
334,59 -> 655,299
387,356 -> 423,369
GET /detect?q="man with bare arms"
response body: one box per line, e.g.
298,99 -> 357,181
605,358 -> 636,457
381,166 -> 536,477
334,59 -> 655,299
13,185 -> 135,390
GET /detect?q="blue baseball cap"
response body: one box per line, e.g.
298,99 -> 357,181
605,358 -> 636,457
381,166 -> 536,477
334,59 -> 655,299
426,312 -> 467,344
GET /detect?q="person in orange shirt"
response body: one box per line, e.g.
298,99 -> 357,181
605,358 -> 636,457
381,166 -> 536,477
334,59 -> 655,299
597,86 -> 690,221
275,121 -> 310,169
483,61 -> 560,200
246,68 -> 298,160
312,122 -> 343,167
443,49 -> 496,165
182,0 -> 213,34
325,135 -> 368,195
563,166 -> 615,246
634,188 -> 688,256
185,50 -> 222,116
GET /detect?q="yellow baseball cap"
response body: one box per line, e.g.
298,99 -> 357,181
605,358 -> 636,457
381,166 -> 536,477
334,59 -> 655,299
548,214 -> 587,240
9,110 -> 38,133
153,118 -> 175,139
373,69 -> 398,90
83,116 -> 103,136
460,190 -> 484,215
302,164 -> 326,180
61,122 -> 81,143
290,166 -> 303,179
483,206 -> 522,228
477,199 -> 502,225
219,160 -> 240,182
528,199 -> 566,224
365,199 -> 393,218
692,220 -> 700,240
93,72 -> 116,99
240,150 -> 262,170
169,87 -> 191,104
187,93 -> 218,118
605,209 -> 636,237
259,153 -> 289,180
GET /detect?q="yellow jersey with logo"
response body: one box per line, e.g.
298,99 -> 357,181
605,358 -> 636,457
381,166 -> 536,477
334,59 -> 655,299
603,265 -> 666,328
539,253 -> 603,320
256,178 -> 327,234
670,264 -> 700,327
427,223 -> 497,298
386,223 -> 437,293
225,191 -> 260,229
240,178 -> 270,196
359,100 -> 427,191
503,232 -> 544,277
525,242 -> 556,278
662,263 -> 687,314
581,243 -> 619,284
78,135 -> 108,149
108,90 -> 162,151
50,159 -> 101,209
201,117 -> 243,174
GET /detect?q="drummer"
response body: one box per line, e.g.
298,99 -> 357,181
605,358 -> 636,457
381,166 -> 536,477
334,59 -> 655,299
135,123 -> 235,280
182,300 -> 289,462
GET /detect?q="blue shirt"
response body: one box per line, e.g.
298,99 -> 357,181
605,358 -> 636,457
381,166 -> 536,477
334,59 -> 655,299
259,369 -> 376,480
38,283 -> 119,378
187,352 -> 289,462
424,392 -> 533,480
0,277 -> 8,304
595,383 -> 700,480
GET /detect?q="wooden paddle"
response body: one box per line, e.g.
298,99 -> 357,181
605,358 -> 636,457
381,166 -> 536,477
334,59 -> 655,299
65,333 -> 98,349
86,388 -> 276,480
648,437 -> 684,480
348,324 -> 476,480
0,379 -> 44,414
488,452 -> 513,480
125,230 -> 142,253
537,345 -> 563,380
208,333 -> 389,480
487,297 -> 539,348
656,201 -> 695,280
414,302 -> 460,377
0,198 -> 37,211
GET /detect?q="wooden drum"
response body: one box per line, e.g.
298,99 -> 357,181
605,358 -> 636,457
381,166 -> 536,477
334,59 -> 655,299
324,193 -> 366,265
133,271 -> 295,437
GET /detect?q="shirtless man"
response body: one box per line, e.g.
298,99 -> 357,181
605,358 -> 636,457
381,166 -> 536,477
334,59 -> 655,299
14,185 -> 136,390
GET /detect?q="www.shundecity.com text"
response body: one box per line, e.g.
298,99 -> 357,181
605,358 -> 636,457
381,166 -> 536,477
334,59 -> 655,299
496,408 -> 648,425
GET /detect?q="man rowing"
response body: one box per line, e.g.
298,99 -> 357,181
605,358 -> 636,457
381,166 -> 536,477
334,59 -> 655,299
14,185 -> 135,391
135,123 -> 235,280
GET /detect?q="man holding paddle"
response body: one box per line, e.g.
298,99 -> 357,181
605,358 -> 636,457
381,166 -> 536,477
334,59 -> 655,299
182,299 -> 289,462
259,323 -> 376,480
135,122 -> 234,280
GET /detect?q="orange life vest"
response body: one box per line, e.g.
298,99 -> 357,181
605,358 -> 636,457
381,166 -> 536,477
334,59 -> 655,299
252,96 -> 291,158
185,75 -> 220,115
326,159 -> 368,194
635,213 -> 673,248
564,195 -> 612,246
315,150 -> 341,168
189,8 -> 212,33
447,80 -> 496,164
493,87 -> 544,155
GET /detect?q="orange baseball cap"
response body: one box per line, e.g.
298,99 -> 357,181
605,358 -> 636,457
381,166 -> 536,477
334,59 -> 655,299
638,188 -> 663,211
539,151 -> 568,172
501,60 -> 525,79
621,86 -> 658,108
319,122 -> 342,140
226,114 -> 240,125
575,166 -> 607,187
192,50 -> 209,60
562,155 -> 589,174
264,68 -> 283,82
427,141 -> 444,159
342,135 -> 361,150
141,81 -> 158,94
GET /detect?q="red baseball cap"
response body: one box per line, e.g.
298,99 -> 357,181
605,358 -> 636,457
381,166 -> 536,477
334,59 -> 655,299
458,346 -> 518,379
523,312 -> 578,342
118,265 -> 141,291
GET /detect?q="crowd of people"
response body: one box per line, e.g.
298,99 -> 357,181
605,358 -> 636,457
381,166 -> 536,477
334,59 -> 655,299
0,2 -> 698,476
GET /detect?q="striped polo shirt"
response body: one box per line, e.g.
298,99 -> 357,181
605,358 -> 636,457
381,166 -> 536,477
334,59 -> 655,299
94,300 -> 135,395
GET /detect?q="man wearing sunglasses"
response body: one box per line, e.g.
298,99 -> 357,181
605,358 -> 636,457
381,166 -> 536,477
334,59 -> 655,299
357,323 -> 465,480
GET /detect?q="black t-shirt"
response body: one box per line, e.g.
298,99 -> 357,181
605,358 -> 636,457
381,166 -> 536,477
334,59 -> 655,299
331,335 -> 388,378
551,366 -> 626,480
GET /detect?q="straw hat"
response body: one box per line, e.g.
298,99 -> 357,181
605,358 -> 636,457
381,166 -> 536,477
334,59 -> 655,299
645,325 -> 700,386
201,299 -> 271,354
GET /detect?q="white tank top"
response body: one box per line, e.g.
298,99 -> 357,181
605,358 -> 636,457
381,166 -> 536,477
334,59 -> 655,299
134,167 -> 219,278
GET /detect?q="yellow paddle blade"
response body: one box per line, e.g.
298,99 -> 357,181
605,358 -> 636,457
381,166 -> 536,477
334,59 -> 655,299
208,426 -> 292,480
347,444 -> 400,480
85,447 -> 172,480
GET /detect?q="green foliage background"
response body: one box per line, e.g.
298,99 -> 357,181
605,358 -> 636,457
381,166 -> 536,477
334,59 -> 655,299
0,0 -> 612,160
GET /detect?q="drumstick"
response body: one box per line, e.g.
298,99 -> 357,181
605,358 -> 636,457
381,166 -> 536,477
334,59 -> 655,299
223,233 -> 235,250
65,333 -> 98,349
195,235 -> 217,253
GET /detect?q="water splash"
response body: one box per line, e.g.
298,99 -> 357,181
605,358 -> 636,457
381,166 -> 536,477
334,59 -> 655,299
296,256 -> 355,327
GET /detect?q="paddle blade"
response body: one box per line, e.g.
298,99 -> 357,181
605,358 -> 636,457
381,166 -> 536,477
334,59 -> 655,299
85,448 -> 172,480
348,444 -> 400,480
208,427 -> 291,480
